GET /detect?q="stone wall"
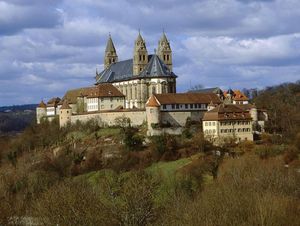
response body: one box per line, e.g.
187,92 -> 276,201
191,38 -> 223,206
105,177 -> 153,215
161,110 -> 206,127
70,110 -> 146,127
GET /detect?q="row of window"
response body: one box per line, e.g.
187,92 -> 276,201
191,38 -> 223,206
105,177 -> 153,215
88,104 -> 114,111
163,103 -> 207,110
220,128 -> 251,133
205,122 -> 216,126
205,129 -> 216,134
88,98 -> 120,103
220,121 -> 251,126
204,128 -> 251,135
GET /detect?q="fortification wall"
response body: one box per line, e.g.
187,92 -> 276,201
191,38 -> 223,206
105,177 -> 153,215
70,110 -> 146,127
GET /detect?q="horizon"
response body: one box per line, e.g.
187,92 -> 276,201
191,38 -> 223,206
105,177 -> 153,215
1,0 -> 300,106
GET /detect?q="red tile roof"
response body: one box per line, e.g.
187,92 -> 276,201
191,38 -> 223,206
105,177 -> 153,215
59,84 -> 125,104
203,104 -> 252,121
223,90 -> 249,101
153,93 -> 222,105
146,95 -> 160,107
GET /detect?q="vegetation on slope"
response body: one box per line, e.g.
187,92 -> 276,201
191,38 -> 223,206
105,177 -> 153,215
0,81 -> 299,225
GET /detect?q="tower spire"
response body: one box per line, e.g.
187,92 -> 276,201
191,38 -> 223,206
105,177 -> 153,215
157,31 -> 172,71
104,34 -> 118,69
133,31 -> 148,76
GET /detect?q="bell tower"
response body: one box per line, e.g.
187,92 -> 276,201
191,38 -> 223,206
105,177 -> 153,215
133,31 -> 148,75
104,34 -> 118,69
157,32 -> 172,71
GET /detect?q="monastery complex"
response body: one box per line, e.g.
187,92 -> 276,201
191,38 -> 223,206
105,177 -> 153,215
36,32 -> 268,144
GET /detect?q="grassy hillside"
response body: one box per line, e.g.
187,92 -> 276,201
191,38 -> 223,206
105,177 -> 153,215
0,82 -> 299,225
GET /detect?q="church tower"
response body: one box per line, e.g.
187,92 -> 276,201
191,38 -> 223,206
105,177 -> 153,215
157,32 -> 172,71
133,31 -> 148,75
104,34 -> 118,69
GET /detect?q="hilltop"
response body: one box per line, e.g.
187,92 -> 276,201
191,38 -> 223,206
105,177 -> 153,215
0,81 -> 299,225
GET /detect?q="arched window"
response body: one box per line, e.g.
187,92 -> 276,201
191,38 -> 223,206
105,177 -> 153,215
152,86 -> 156,94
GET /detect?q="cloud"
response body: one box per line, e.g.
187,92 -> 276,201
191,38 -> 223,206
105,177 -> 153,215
0,1 -> 63,35
0,0 -> 300,106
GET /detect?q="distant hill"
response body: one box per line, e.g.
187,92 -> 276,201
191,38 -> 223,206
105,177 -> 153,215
0,104 -> 37,134
0,104 -> 37,113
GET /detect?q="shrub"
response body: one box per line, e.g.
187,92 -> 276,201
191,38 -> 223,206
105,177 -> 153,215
255,145 -> 285,159
123,127 -> 144,151
283,146 -> 299,164
150,134 -> 179,161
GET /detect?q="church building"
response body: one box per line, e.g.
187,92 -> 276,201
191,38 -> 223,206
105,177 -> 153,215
95,32 -> 177,109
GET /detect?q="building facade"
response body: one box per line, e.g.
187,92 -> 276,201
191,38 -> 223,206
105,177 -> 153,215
202,104 -> 253,143
146,93 -> 222,136
95,32 -> 177,109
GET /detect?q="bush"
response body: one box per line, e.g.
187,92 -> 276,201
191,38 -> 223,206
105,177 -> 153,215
283,146 -> 299,164
255,145 -> 285,159
123,127 -> 144,151
150,134 -> 179,161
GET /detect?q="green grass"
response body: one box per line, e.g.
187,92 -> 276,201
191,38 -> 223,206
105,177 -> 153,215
146,158 -> 192,178
67,131 -> 87,141
96,127 -> 121,137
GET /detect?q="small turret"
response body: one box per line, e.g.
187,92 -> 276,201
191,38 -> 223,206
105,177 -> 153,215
207,101 -> 216,111
146,95 -> 160,136
36,100 -> 47,124
133,31 -> 148,75
104,34 -> 118,69
157,31 -> 172,71
59,100 -> 72,128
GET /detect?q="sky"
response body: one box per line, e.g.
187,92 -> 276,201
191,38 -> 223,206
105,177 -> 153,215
1,0 -> 300,106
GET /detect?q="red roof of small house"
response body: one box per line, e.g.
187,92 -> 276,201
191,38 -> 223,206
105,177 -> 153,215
146,95 -> 160,107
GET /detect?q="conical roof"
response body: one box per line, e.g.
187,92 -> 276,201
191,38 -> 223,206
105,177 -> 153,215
146,95 -> 160,107
105,34 -> 116,53
136,31 -> 144,42
61,100 -> 72,110
160,32 -> 168,42
38,100 -> 46,108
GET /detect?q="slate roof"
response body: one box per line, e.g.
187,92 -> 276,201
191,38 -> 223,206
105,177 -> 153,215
188,87 -> 223,95
96,54 -> 177,84
203,104 -> 252,121
152,93 -> 222,105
